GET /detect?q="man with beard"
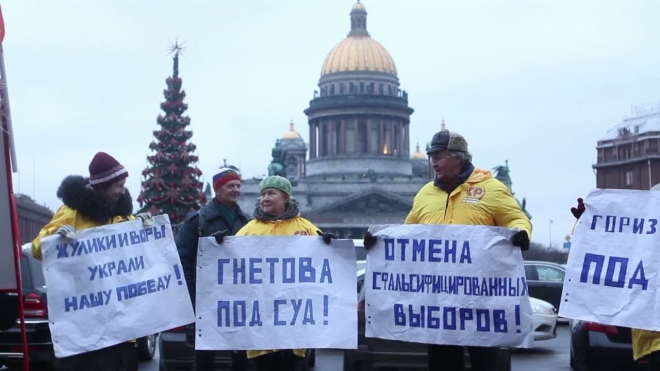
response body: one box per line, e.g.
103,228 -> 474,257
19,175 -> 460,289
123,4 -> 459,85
31,151 -> 153,371
176,167 -> 251,371
364,129 -> 532,371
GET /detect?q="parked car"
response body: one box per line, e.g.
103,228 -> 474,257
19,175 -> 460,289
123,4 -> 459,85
528,297 -> 558,341
344,269 -> 512,370
524,261 -> 566,310
0,244 -> 157,369
568,319 -> 644,370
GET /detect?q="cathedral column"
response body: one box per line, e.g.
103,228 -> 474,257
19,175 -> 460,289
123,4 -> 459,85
357,117 -> 362,153
320,121 -> 327,157
396,122 -> 402,157
404,122 -> 410,155
379,119 -> 385,154
366,118 -> 372,154
330,121 -> 336,155
399,122 -> 405,157
390,121 -> 395,155
340,119 -> 346,154
310,121 -> 316,159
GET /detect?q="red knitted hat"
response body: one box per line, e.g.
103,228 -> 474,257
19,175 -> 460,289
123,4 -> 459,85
88,152 -> 128,188
213,168 -> 241,190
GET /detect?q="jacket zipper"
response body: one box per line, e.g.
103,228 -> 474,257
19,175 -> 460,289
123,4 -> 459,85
443,192 -> 451,220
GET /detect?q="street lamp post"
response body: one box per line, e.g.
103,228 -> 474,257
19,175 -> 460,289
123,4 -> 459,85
549,219 -> 554,248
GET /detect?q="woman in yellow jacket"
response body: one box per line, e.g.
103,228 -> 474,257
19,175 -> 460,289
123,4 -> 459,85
32,152 -> 152,371
571,196 -> 660,370
233,175 -> 334,371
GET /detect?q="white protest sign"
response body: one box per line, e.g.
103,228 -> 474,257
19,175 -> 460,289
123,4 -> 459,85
41,214 -> 195,357
559,189 -> 660,330
195,236 -> 357,350
366,224 -> 534,348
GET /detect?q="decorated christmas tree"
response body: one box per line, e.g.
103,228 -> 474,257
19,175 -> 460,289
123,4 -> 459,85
137,42 -> 206,232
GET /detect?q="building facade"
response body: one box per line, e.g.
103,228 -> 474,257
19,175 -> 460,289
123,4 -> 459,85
238,1 -> 433,238
15,194 -> 53,246
593,104 -> 660,190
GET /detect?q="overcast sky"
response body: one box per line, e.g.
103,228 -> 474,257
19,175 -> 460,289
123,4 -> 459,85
4,0 -> 660,247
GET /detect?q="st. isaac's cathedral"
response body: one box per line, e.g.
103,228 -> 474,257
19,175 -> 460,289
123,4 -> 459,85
233,1 -> 528,238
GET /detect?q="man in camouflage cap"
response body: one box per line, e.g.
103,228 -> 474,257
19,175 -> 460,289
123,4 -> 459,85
364,128 -> 532,370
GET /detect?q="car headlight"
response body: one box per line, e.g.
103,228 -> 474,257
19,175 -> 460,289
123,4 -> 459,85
533,305 -> 555,315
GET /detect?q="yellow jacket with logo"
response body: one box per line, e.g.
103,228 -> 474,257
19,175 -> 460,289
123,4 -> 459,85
404,167 -> 532,238
235,210 -> 321,359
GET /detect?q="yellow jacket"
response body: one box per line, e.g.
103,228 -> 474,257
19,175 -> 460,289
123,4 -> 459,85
633,329 -> 660,361
32,204 -> 134,261
235,213 -> 321,359
404,167 -> 532,238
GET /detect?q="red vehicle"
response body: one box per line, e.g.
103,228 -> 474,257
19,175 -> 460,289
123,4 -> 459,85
0,244 -> 157,370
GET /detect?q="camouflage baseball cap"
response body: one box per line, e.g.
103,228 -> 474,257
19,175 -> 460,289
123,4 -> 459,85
426,130 -> 468,154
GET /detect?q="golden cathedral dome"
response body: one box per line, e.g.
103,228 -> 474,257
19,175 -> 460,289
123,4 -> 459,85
411,143 -> 426,160
282,121 -> 302,139
352,1 -> 366,11
322,37 -> 397,76
320,1 -> 398,76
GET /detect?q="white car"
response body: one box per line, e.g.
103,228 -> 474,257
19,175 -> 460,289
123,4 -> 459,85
530,296 -> 558,341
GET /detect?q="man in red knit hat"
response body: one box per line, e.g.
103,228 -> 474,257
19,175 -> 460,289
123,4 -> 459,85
32,151 -> 153,371
176,166 -> 251,371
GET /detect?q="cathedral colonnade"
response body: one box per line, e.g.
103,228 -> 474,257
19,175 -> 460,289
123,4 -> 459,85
308,117 -> 410,158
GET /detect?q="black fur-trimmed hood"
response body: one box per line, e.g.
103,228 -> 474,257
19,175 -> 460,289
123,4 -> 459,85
56,175 -> 133,224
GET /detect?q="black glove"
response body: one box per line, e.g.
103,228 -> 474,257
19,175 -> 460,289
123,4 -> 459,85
210,230 -> 228,245
511,230 -> 530,251
363,232 -> 377,250
570,198 -> 585,220
317,230 -> 336,245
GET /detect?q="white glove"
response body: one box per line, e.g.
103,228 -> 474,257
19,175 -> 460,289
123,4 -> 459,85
135,212 -> 154,227
56,225 -> 76,239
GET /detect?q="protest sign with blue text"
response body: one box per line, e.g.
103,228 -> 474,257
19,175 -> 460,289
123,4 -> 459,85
559,189 -> 660,331
365,224 -> 534,348
40,214 -> 195,357
194,236 -> 357,351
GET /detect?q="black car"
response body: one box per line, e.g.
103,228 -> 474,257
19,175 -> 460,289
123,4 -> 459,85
524,261 -> 565,310
344,269 -> 512,370
158,324 -> 316,370
568,319 -> 643,371
0,244 -> 157,370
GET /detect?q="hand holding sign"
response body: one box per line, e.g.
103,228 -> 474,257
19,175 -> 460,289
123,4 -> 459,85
56,225 -> 76,239
135,212 -> 154,227
511,231 -> 530,251
316,230 -> 336,245
570,198 -> 585,219
363,231 -> 377,250
210,230 -> 228,244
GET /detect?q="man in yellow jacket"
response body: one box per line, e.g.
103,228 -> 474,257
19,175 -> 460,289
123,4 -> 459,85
364,129 -> 532,371
32,152 -> 152,371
